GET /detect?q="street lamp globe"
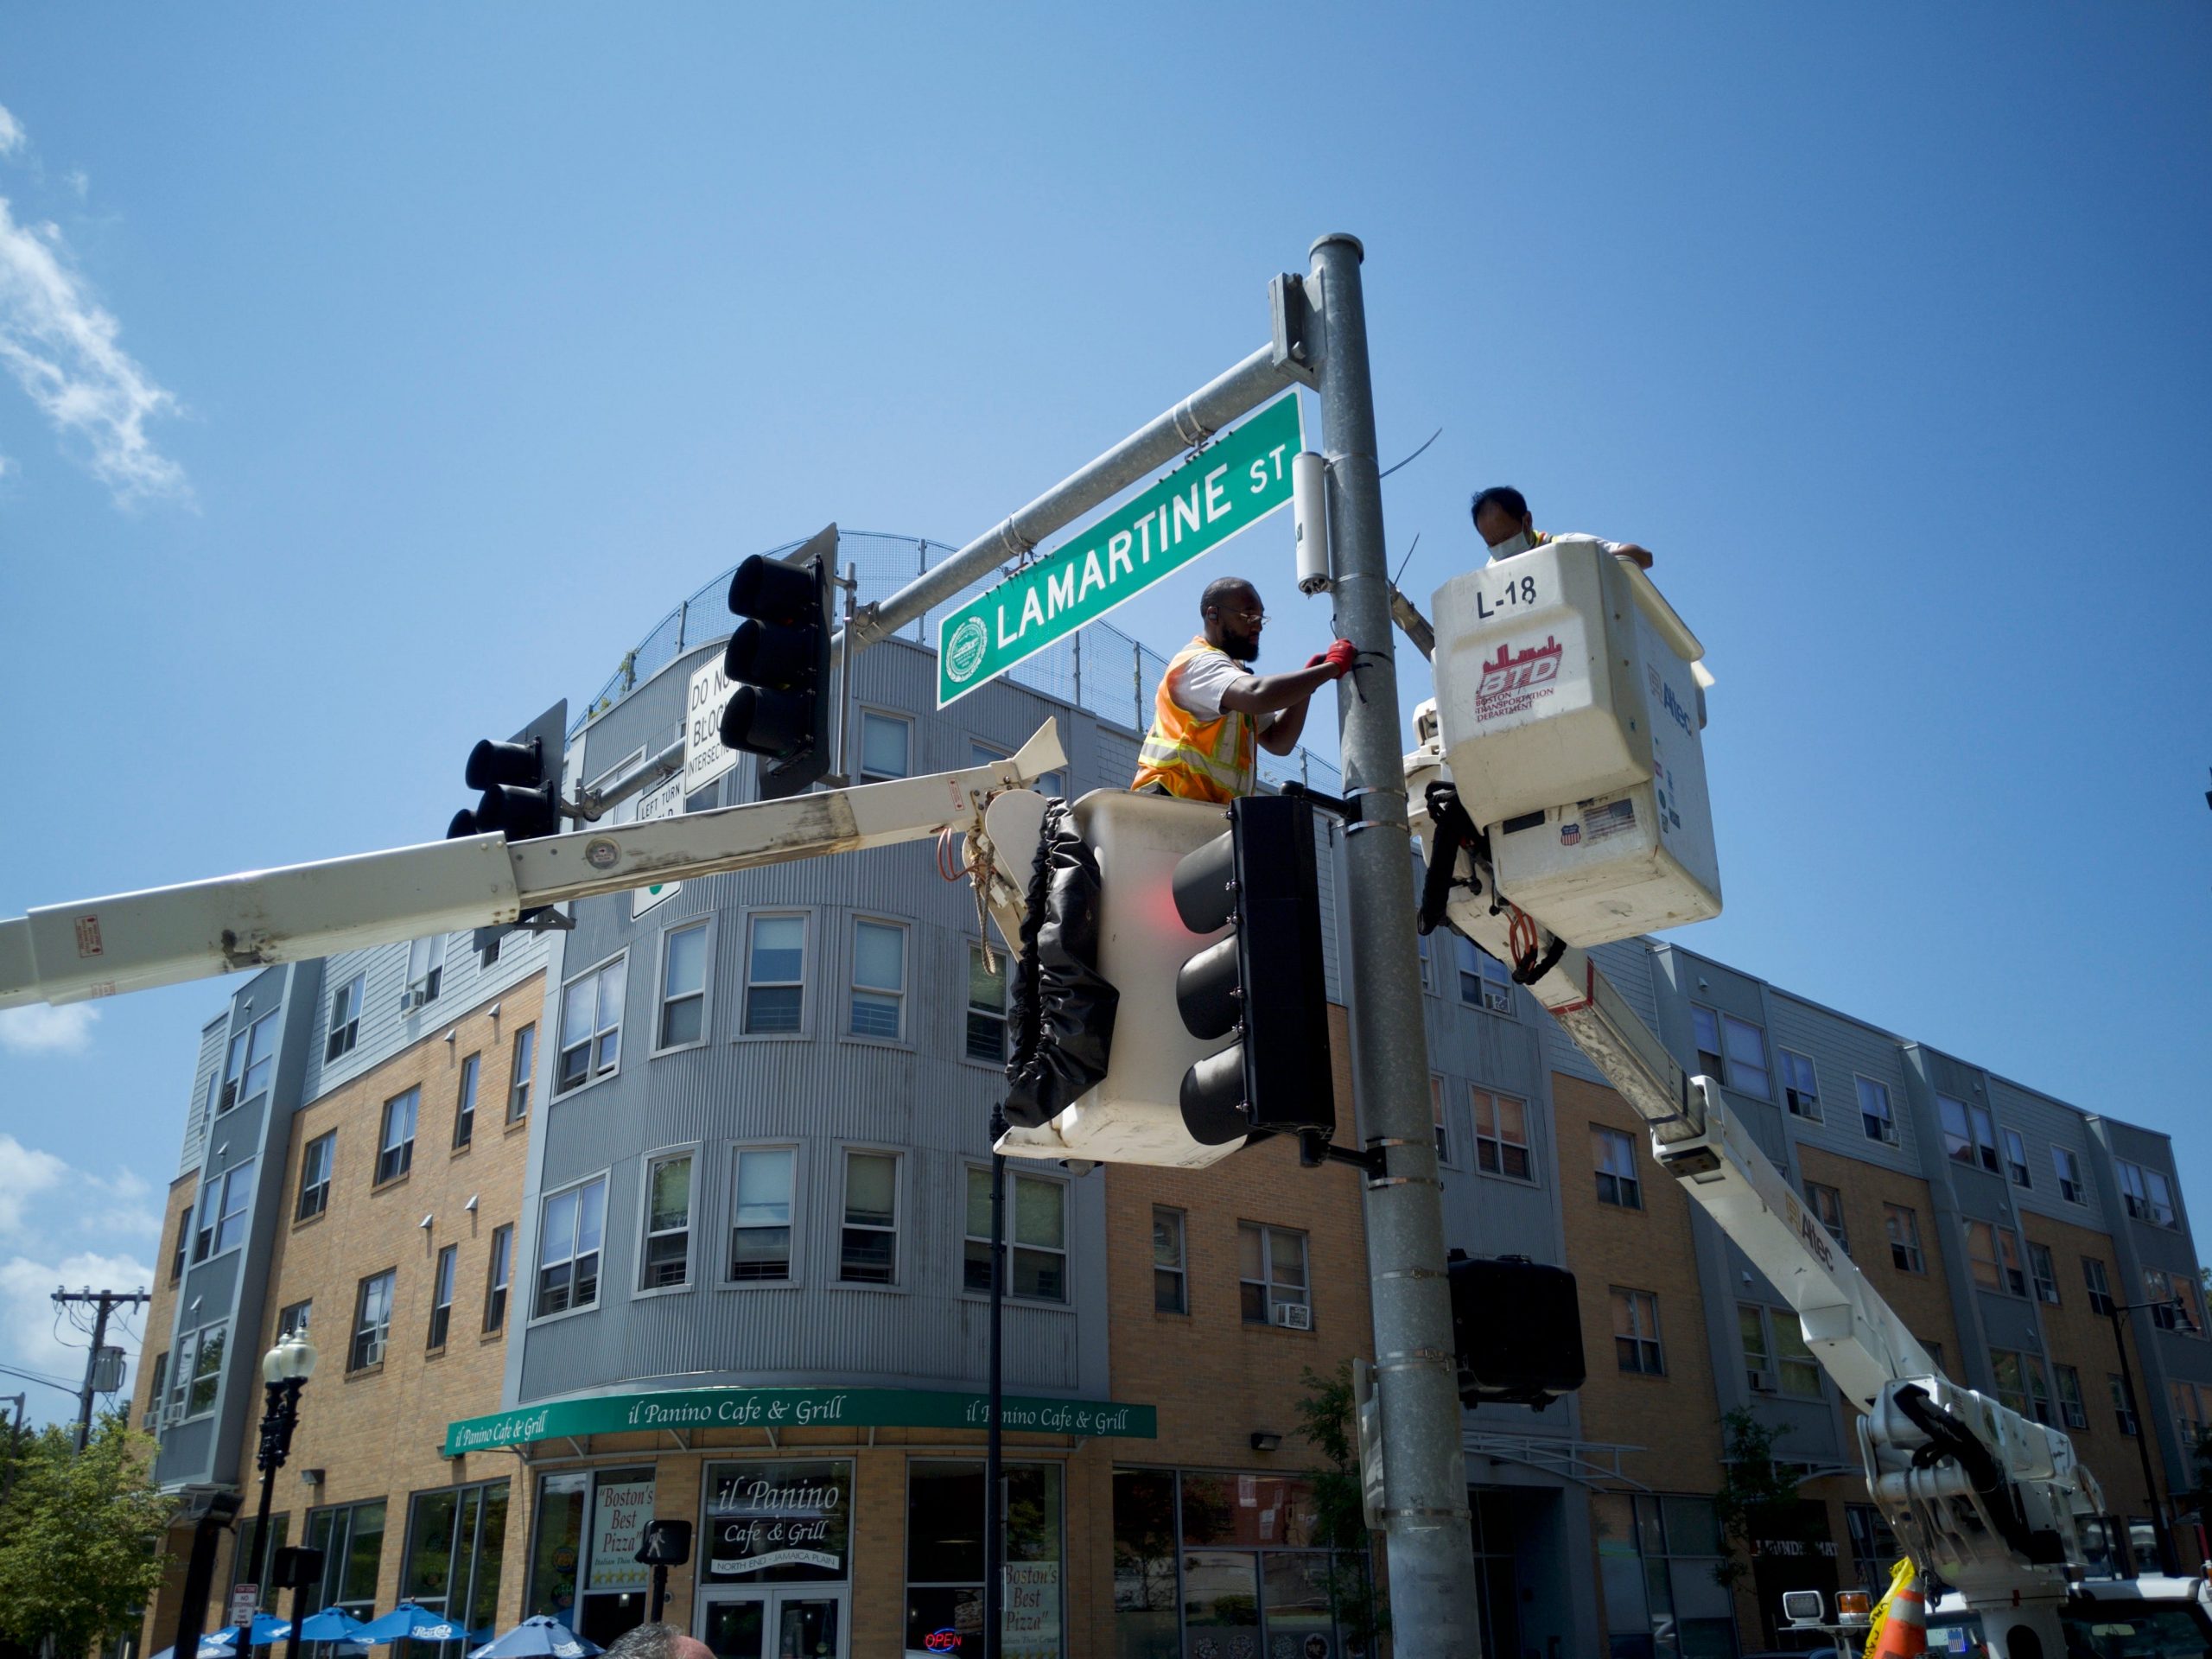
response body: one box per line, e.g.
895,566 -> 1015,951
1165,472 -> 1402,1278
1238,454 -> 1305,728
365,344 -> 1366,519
263,1331 -> 318,1385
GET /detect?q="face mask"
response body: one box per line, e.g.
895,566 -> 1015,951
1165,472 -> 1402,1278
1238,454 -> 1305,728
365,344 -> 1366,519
1489,530 -> 1533,559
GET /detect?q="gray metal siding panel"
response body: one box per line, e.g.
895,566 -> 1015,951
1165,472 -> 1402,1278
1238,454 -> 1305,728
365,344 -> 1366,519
1986,1076 -> 2107,1231
180,1019 -> 227,1174
302,926 -> 551,1104
1766,992 -> 1923,1179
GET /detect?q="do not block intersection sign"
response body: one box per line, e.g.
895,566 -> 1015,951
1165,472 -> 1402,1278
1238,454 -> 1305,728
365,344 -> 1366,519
936,393 -> 1303,707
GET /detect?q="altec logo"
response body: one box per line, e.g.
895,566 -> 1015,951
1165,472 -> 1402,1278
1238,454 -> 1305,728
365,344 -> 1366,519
1475,635 -> 1565,720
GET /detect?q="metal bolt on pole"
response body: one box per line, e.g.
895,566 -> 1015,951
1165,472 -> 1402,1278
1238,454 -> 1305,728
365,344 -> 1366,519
1306,232 -> 1484,1659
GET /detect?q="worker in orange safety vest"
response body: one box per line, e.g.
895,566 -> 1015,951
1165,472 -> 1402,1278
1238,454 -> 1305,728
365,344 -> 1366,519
1129,575 -> 1355,803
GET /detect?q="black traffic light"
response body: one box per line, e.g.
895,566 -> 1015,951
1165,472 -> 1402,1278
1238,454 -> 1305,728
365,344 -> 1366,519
1169,792 -> 1334,1146
1447,1253 -> 1585,1410
720,524 -> 837,801
446,701 -> 569,843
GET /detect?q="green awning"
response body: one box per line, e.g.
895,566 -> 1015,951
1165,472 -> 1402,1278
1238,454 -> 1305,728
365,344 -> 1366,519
445,1384 -> 1156,1456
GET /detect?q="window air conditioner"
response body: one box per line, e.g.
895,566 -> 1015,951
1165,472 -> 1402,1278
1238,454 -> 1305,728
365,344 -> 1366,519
1272,1302 -> 1313,1332
218,1079 -> 238,1112
402,979 -> 431,1013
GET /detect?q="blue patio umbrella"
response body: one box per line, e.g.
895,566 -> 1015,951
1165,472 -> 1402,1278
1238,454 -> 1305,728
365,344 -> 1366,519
245,1615 -> 295,1647
466,1618 -> 604,1659
296,1610 -> 372,1643
355,1605 -> 466,1645
146,1634 -> 238,1659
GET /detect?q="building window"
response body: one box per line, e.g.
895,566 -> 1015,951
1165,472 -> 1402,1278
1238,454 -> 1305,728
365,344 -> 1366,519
182,1324 -> 227,1416
966,944 -> 1008,1064
2056,1364 -> 2089,1431
2053,1145 -> 2087,1205
1593,1126 -> 1642,1209
194,1157 -> 257,1261
2106,1167 -> 2177,1238
1856,1076 -> 1896,1144
169,1211 -> 189,1282
1941,1095 -> 2000,1173
1738,1304 -> 1771,1392
698,1459 -> 849,1593
142,1351 -> 167,1430
906,1459 -> 1062,1657
535,1177 -> 607,1318
427,1244 -> 456,1350
1777,1047 -> 1821,1119
376,1089 -> 418,1185
556,955 -> 627,1092
2146,1268 -> 2204,1335
1413,853 -> 1433,994
729,1148 -> 795,1281
964,1168 -> 1068,1301
1964,1221 -> 2024,1295
1455,935 -> 1513,1013
483,1224 -> 512,1333
2002,1127 -> 2032,1188
838,1151 -> 899,1284
849,919 -> 907,1039
1471,1088 -> 1532,1180
1153,1208 -> 1187,1314
304,1500 -> 386,1623
1689,1005 -> 1770,1098
278,1300 -> 312,1340
1239,1222 -> 1311,1327
1739,1304 -> 1821,1399
1612,1287 -> 1664,1375
2111,1375 -> 2139,1437
506,1024 -> 535,1122
2083,1255 -> 2115,1317
1431,1077 -> 1452,1164
1804,1180 -> 1848,1255
350,1270 -> 394,1370
859,711 -> 911,780
326,974 -> 364,1061
2171,1382 -> 2209,1441
656,921 -> 709,1050
1885,1204 -> 1925,1273
220,1010 -> 279,1111
742,913 -> 806,1034
402,1479 -> 508,1650
1989,1350 -> 2039,1418
642,1154 -> 692,1290
404,932 -> 447,1010
452,1053 -> 480,1149
2028,1242 -> 2061,1305
296,1133 -> 335,1222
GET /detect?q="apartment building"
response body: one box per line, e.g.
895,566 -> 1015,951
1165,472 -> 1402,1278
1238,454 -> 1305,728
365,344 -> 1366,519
129,537 -> 2211,1659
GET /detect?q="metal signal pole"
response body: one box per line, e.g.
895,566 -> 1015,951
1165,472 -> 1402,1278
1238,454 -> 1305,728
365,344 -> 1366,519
1306,232 -> 1484,1657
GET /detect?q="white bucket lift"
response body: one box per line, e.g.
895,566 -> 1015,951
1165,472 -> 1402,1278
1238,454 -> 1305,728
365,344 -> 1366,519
1427,537 -> 1721,944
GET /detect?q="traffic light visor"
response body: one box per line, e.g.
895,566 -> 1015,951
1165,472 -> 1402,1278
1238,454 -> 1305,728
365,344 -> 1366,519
464,737 -> 543,792
728,555 -> 818,624
725,616 -> 820,691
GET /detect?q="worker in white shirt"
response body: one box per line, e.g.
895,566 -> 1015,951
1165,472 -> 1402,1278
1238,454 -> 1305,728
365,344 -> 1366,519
1471,485 -> 1655,571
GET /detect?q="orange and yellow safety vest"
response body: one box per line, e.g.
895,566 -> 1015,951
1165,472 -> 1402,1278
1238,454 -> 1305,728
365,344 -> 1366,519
1129,637 -> 1258,803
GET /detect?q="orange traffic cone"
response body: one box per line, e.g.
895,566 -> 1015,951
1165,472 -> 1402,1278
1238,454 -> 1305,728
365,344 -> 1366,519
1867,1577 -> 1927,1658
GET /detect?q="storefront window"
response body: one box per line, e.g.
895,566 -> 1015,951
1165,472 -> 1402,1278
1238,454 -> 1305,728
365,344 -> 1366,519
303,1499 -> 385,1621
528,1468 -> 653,1645
703,1460 -> 852,1585
904,1461 -> 1063,1659
404,1480 -> 509,1649
1112,1469 -> 1368,1659
1593,1491 -> 1734,1658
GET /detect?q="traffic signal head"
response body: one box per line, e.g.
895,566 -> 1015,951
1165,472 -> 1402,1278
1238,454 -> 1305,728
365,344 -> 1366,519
446,733 -> 561,842
1169,792 -> 1334,1143
1447,1254 -> 1586,1409
718,530 -> 836,799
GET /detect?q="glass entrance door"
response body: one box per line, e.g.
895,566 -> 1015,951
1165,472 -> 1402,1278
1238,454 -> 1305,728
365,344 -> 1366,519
699,1592 -> 844,1659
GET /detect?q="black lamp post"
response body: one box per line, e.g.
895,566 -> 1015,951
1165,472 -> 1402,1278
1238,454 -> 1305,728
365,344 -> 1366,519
2107,1297 -> 2178,1576
248,1333 -> 319,1631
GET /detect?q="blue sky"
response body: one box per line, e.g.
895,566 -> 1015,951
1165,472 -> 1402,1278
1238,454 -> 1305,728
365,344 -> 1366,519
2,7 -> 2206,1421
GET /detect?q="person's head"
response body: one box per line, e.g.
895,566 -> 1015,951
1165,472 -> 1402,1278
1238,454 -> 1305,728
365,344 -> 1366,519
1199,575 -> 1265,661
1471,485 -> 1534,550
601,1624 -> 714,1659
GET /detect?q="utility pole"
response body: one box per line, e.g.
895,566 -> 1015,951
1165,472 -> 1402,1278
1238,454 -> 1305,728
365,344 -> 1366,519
52,1286 -> 149,1452
1306,232 -> 1484,1656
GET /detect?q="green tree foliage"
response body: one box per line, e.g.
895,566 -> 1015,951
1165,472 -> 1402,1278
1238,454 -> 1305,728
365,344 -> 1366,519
1711,1408 -> 1807,1589
0,1412 -> 174,1656
1294,1363 -> 1387,1656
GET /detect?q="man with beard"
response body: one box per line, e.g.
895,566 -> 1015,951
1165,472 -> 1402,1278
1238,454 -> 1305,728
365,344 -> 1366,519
1130,576 -> 1357,802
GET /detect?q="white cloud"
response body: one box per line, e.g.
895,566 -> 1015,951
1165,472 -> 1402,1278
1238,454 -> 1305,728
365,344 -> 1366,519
0,104 -> 23,159
0,1001 -> 100,1054
0,1249 -> 156,1428
0,193 -> 188,505
0,450 -> 15,478
0,1134 -> 69,1236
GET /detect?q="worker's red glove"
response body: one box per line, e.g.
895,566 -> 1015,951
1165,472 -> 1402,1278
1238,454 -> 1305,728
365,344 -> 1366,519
1324,638 -> 1359,676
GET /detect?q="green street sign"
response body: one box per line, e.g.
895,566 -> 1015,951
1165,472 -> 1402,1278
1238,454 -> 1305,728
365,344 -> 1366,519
443,1383 -> 1157,1455
937,392 -> 1305,707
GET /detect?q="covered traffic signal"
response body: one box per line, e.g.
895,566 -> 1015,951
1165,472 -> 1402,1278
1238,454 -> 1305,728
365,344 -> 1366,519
1169,792 -> 1335,1145
719,525 -> 836,801
1447,1253 -> 1585,1409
